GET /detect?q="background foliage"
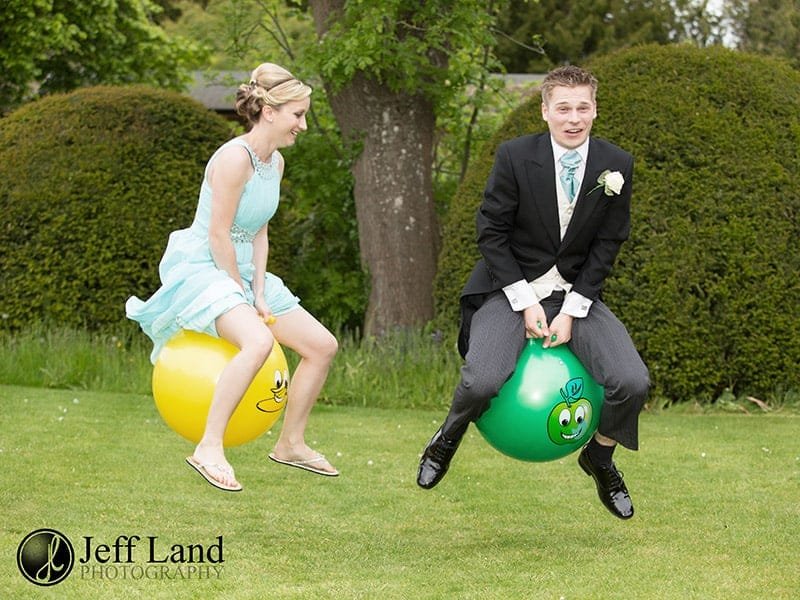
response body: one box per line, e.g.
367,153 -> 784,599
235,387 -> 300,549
494,0 -> 800,72
434,44 -> 800,404
307,0 -> 498,109
0,0 -> 205,114
0,85 -> 234,331
728,0 -> 800,67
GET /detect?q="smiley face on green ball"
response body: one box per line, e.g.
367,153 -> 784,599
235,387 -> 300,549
547,377 -> 593,445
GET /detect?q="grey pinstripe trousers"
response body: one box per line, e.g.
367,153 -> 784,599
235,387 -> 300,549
442,291 -> 650,450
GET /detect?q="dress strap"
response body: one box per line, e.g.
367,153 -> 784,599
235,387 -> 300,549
204,138 -> 278,181
235,140 -> 278,180
227,138 -> 259,170
202,140 -> 243,181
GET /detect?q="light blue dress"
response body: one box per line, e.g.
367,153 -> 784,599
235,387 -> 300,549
126,138 -> 300,363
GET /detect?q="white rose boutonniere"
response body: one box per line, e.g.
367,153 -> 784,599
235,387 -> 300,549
589,170 -> 625,196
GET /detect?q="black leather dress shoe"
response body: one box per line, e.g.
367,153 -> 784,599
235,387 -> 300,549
417,428 -> 462,489
578,446 -> 634,519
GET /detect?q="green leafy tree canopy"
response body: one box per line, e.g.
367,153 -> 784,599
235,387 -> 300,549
0,0 -> 206,113
308,0 -> 499,111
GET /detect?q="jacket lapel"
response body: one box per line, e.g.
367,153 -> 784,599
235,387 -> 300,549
524,135 -> 561,248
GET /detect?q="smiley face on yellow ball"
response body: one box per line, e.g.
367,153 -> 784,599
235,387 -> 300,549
256,368 -> 289,413
152,330 -> 289,447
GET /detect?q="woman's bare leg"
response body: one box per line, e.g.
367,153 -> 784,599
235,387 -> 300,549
190,304 -> 274,488
268,308 -> 338,472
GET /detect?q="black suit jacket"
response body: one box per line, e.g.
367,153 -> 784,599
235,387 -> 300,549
458,133 -> 634,357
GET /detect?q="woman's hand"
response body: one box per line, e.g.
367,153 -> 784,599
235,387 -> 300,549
254,298 -> 274,325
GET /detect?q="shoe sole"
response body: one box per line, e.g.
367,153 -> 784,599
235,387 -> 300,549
268,453 -> 340,477
578,452 -> 634,520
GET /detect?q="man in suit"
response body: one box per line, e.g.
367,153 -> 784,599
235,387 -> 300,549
417,65 -> 650,520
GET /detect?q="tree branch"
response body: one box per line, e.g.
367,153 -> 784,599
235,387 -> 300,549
490,25 -> 546,55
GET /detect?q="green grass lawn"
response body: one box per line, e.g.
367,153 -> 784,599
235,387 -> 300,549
1,385 -> 798,599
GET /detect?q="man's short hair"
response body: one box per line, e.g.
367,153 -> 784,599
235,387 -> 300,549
540,65 -> 598,104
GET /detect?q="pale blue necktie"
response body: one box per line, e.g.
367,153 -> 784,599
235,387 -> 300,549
559,150 -> 581,203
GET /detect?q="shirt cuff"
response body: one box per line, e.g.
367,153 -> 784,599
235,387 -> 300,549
560,291 -> 593,318
502,279 -> 537,312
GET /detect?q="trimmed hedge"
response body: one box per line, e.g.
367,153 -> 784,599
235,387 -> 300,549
0,85 -> 234,331
434,45 -> 800,403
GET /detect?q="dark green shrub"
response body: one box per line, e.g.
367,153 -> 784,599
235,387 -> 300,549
434,45 -> 800,403
0,85 -> 234,331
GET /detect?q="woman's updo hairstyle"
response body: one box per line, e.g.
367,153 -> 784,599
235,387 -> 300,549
234,63 -> 312,126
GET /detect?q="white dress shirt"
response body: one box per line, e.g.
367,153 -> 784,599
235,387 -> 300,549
501,136 -> 594,318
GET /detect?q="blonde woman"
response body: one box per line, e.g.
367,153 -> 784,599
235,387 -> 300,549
127,63 -> 339,491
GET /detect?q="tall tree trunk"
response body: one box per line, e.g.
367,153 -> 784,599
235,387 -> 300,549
310,1 -> 440,337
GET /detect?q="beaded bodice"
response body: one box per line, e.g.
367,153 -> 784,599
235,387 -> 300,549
230,223 -> 256,243
251,150 -> 278,181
